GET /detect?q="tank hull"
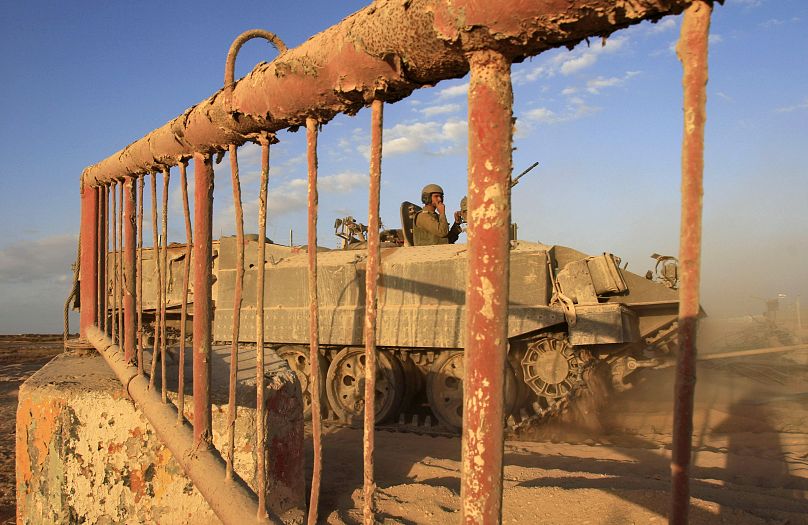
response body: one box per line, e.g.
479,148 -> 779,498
109,238 -> 679,430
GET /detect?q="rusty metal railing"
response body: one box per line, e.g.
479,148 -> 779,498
76,1 -> 716,523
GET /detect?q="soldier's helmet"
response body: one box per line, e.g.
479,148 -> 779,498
421,183 -> 445,205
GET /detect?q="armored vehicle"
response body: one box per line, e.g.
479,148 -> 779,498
116,215 -> 680,432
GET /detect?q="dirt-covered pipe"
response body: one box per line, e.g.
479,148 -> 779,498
85,325 -> 282,525
81,0 -> 698,187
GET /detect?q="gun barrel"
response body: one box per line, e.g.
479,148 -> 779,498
511,161 -> 539,187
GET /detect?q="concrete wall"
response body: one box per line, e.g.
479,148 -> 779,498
16,351 -> 305,524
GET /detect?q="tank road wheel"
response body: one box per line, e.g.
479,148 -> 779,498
521,334 -> 588,407
276,345 -> 329,419
427,351 -> 519,432
325,347 -> 404,424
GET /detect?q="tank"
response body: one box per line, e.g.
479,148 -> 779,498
112,218 -> 680,433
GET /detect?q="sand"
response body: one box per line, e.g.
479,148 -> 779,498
3,336 -> 807,524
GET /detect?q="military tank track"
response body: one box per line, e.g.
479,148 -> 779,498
276,324 -> 679,440
313,355 -> 599,440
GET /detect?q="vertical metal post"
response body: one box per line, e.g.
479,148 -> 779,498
193,153 -> 214,446
118,182 -> 125,349
111,182 -> 119,344
97,186 -> 106,328
149,172 -> 163,391
255,136 -> 271,519
123,177 -> 137,363
363,99 -> 383,525
226,144 -> 245,479
306,117 -> 323,525
79,183 -> 98,337
178,160 -> 192,423
137,175 -> 145,375
160,168 -> 170,402
461,49 -> 513,525
103,185 -> 110,334
671,2 -> 711,524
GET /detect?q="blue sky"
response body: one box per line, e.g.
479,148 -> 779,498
1,0 -> 806,333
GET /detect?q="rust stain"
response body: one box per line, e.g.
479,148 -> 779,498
129,467 -> 146,503
30,398 -> 66,467
151,447 -> 174,500
15,397 -> 35,485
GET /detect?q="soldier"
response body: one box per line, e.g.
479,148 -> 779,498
413,183 -> 462,246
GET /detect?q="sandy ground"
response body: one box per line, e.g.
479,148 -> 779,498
308,349 -> 808,524
3,336 -> 807,524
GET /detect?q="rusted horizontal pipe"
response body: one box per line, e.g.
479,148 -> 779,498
85,325 -> 282,525
81,0 -> 697,186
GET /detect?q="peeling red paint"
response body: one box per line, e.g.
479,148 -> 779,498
462,49 -> 513,525
671,2 -> 712,523
129,468 -> 146,503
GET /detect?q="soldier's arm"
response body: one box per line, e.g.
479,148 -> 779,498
447,221 -> 462,244
415,211 -> 450,237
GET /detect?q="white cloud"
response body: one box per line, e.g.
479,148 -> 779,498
0,234 -> 77,284
419,103 -> 461,117
381,118 -> 467,157
524,98 -> 598,125
558,36 -> 627,76
264,180 -> 307,217
441,119 -> 466,142
319,171 -> 369,193
337,127 -> 370,159
561,87 -> 578,96
524,107 -> 560,124
512,65 -> 548,85
560,53 -> 597,76
760,18 -> 785,29
730,0 -> 764,7
647,17 -> 677,34
236,141 -> 263,168
335,116 -> 467,161
436,83 -> 468,100
775,98 -> 808,113
266,171 -> 368,217
586,77 -> 621,93
585,71 -> 640,94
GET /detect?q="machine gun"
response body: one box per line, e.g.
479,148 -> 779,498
334,216 -> 403,249
510,161 -> 539,188
334,216 -> 367,249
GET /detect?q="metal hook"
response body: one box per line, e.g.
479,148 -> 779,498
224,29 -> 287,112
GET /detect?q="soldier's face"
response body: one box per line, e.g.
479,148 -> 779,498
430,193 -> 444,206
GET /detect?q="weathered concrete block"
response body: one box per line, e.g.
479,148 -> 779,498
16,350 -> 305,524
